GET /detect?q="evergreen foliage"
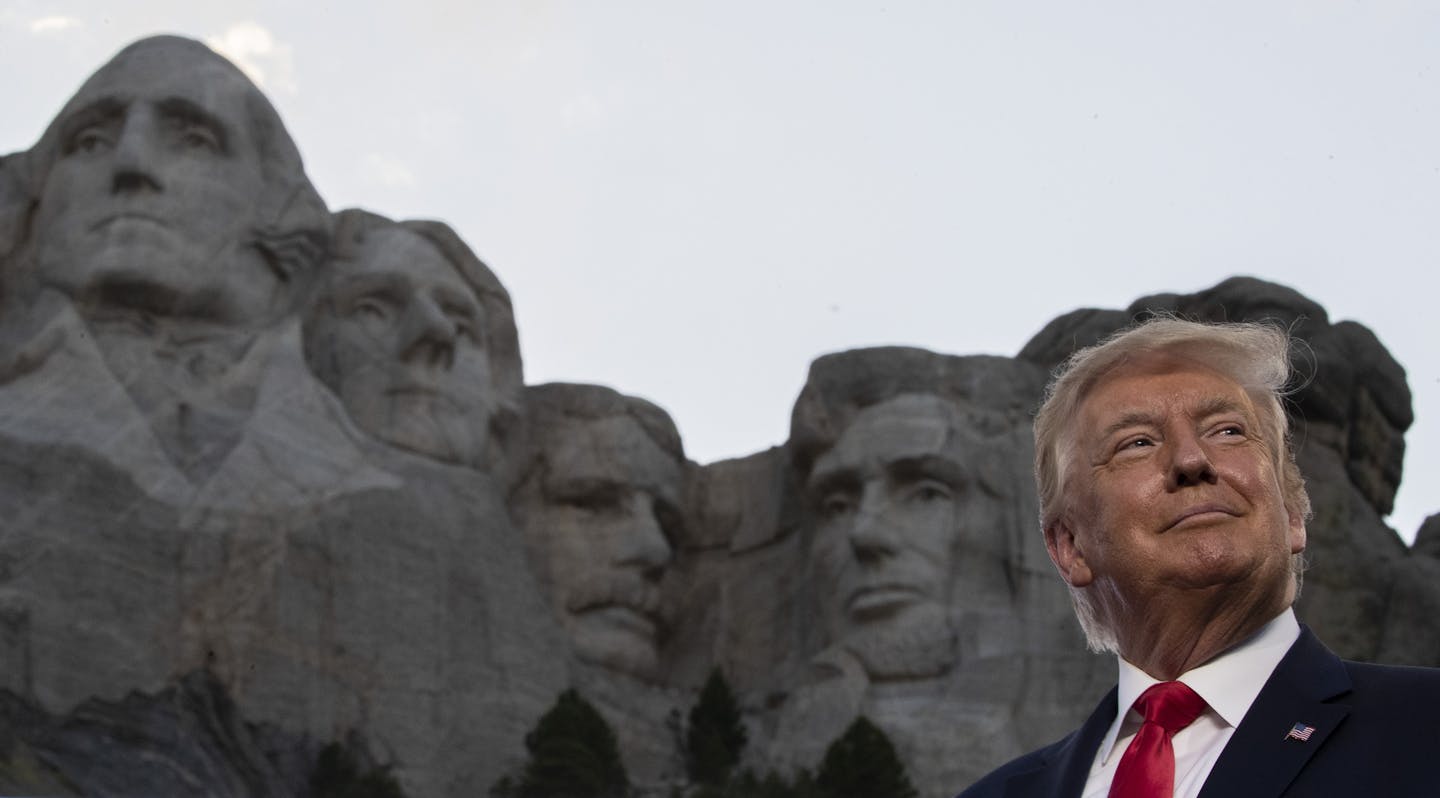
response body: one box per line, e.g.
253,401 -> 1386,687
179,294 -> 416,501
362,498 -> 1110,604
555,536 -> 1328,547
504,688 -> 630,798
310,742 -> 406,798
813,717 -> 917,798
685,669 -> 748,787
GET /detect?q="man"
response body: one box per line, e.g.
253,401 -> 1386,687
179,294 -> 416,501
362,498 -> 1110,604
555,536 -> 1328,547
304,209 -> 523,475
0,35 -> 389,508
512,383 -> 686,680
960,318 -> 1440,797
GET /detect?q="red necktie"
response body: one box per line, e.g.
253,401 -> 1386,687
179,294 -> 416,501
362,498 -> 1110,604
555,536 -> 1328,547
1108,681 -> 1208,798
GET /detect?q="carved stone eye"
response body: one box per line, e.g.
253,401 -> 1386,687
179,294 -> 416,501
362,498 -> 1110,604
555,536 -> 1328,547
70,127 -> 114,155
350,296 -> 395,323
820,492 -> 857,519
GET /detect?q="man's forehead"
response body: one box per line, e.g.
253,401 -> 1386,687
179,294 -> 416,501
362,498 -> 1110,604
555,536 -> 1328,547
543,416 -> 683,495
1078,355 -> 1256,427
810,394 -> 964,483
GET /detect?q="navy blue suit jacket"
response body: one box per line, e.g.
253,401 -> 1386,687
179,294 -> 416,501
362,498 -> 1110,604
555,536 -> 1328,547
958,626 -> 1440,797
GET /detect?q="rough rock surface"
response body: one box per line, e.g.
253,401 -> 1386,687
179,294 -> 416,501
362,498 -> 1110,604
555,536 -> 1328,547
0,37 -> 1435,798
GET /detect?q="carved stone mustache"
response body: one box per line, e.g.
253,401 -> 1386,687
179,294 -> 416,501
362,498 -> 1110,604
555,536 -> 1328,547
563,570 -> 663,626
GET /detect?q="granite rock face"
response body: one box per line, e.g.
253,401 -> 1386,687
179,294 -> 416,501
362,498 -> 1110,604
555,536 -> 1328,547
0,37 -> 1436,798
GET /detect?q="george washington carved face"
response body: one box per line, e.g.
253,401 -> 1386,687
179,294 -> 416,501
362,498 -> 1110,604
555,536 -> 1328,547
28,37 -> 296,325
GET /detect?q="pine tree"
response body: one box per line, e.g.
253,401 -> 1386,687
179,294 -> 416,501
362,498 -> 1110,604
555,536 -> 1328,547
310,742 -> 406,798
510,688 -> 630,798
813,717 -> 917,798
685,669 -> 748,788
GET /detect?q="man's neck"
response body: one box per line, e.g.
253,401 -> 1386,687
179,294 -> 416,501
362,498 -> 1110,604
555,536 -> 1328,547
1112,586 -> 1294,680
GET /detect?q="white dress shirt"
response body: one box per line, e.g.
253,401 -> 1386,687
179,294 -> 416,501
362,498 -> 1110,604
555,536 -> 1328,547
1081,608 -> 1301,798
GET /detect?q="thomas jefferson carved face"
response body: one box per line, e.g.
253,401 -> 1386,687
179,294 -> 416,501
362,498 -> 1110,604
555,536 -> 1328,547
307,225 -> 496,466
806,394 -> 967,679
522,413 -> 682,678
29,39 -> 280,324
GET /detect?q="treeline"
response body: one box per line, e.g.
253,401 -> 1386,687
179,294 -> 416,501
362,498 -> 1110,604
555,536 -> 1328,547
492,671 -> 917,798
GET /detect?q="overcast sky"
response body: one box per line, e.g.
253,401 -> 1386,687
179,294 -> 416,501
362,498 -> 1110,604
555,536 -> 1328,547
2,1 -> 1435,543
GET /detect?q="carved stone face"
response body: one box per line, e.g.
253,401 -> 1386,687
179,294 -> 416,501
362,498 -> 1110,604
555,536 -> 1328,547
806,394 -> 965,678
29,40 -> 277,323
523,415 -> 682,678
308,226 -> 495,466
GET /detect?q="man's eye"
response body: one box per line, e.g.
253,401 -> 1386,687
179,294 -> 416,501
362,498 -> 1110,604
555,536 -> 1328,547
1120,437 -> 1154,450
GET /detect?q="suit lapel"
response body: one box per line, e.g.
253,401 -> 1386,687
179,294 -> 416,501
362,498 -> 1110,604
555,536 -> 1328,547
1197,627 -> 1352,798
1004,687 -> 1118,797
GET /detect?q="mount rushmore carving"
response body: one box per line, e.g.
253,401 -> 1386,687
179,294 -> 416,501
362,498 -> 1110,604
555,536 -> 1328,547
0,36 -> 1434,798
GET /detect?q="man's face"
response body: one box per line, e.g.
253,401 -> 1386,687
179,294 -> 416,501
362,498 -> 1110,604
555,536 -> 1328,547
308,226 -> 494,466
1054,356 -> 1306,638
525,415 -> 681,678
30,42 -> 273,323
807,394 -> 965,672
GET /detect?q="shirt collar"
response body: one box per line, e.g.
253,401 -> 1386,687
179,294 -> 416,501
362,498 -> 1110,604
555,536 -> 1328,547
1094,607 -> 1301,765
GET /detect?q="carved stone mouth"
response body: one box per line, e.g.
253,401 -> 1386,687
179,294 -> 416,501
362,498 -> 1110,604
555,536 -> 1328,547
579,603 -> 659,639
847,585 -> 924,619
93,212 -> 170,231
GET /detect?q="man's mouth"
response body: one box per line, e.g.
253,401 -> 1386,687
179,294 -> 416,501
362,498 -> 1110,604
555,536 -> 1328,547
1165,503 -> 1240,531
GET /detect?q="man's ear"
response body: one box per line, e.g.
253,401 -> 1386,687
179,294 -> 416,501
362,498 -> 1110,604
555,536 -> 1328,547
1044,518 -> 1093,588
1287,508 -> 1307,556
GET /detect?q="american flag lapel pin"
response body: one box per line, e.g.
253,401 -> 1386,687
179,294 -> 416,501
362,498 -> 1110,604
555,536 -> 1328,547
1283,722 -> 1316,742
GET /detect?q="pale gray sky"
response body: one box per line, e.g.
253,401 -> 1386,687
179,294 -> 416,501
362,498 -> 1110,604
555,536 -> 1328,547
2,1 -> 1435,542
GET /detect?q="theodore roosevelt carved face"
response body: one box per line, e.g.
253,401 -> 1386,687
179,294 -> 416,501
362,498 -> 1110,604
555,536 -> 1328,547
515,385 -> 685,679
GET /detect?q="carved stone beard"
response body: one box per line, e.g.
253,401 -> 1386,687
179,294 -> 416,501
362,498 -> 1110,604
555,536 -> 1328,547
86,312 -> 266,482
839,602 -> 958,682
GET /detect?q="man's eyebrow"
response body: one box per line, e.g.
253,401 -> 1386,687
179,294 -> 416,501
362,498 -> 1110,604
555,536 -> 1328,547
1099,411 -> 1160,441
57,97 -> 126,146
155,97 -> 231,153
1194,395 -> 1248,420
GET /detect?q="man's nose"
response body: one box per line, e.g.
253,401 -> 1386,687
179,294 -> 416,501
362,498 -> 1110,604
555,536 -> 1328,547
399,294 -> 457,369
614,492 -> 672,579
110,110 -> 163,194
848,483 -> 900,564
1166,430 -> 1218,489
